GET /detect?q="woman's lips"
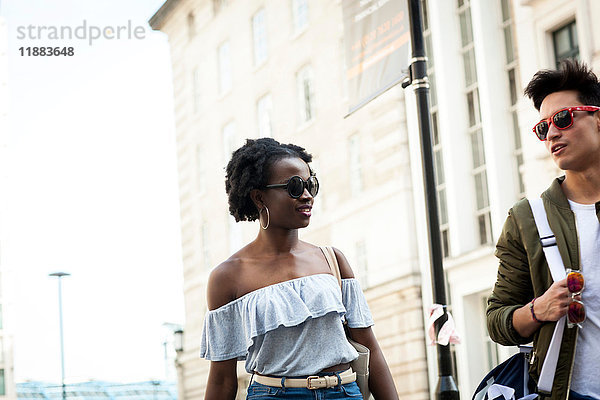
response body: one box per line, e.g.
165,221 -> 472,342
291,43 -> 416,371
297,206 -> 312,216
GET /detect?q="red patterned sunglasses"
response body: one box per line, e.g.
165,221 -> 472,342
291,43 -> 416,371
532,106 -> 600,141
566,270 -> 585,326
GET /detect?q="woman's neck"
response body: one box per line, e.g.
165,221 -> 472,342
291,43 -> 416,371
253,228 -> 301,255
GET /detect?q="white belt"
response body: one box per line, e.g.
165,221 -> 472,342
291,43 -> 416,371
253,369 -> 356,389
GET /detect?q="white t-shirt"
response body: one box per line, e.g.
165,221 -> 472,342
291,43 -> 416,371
568,200 -> 600,398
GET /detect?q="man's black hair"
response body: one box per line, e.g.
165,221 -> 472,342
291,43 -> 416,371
225,138 -> 313,222
524,59 -> 600,110
524,60 -> 600,111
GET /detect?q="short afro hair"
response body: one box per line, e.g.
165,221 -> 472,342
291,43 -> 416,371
524,59 -> 600,110
225,138 -> 313,222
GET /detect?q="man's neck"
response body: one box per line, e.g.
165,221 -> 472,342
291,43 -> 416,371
562,169 -> 600,204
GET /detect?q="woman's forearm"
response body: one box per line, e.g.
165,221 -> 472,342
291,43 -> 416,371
204,382 -> 237,400
205,360 -> 238,400
368,345 -> 399,399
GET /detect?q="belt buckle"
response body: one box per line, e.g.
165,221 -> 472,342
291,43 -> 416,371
307,375 -> 321,389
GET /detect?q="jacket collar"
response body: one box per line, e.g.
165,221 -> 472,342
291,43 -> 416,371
543,176 -> 571,209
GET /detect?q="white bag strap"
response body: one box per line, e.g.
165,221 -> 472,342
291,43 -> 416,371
528,198 -> 567,393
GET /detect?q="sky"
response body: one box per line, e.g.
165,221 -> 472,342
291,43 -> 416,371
0,0 -> 185,383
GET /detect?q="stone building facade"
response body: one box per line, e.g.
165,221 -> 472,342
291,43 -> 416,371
150,0 -> 600,398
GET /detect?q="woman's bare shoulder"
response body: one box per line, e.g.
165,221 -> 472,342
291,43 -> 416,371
206,255 -> 244,310
331,247 -> 356,279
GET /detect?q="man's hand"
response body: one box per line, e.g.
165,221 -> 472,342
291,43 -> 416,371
512,278 -> 571,338
533,278 -> 571,322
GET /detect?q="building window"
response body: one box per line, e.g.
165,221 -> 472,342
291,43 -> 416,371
553,20 -> 578,65
348,134 -> 362,195
292,0 -> 308,35
187,12 -> 195,40
257,94 -> 273,138
218,40 -> 232,95
296,65 -> 314,124
252,9 -> 268,66
500,0 -> 525,198
192,68 -> 201,113
458,0 -> 492,246
481,296 -> 500,369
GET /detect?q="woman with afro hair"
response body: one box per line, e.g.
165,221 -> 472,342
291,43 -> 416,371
200,138 -> 398,399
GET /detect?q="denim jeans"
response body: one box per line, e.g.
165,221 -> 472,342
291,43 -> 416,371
246,381 -> 363,399
570,390 -> 599,400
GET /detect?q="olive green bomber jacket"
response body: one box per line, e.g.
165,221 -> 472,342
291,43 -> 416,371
487,177 -> 600,400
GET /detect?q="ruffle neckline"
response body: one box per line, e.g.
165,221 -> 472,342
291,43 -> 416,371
200,273 -> 346,361
209,273 -> 339,312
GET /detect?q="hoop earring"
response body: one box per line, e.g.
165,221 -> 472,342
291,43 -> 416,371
260,206 -> 270,230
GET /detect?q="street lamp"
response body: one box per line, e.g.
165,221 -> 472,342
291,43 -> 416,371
49,272 -> 70,400
173,329 -> 183,353
401,1 -> 459,398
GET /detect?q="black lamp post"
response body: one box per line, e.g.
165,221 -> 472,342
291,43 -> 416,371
402,0 -> 459,398
49,272 -> 70,400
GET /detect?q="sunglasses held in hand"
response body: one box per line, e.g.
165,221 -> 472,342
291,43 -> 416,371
533,106 -> 600,141
265,175 -> 319,199
566,270 -> 585,327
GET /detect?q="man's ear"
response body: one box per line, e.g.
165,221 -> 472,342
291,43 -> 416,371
250,189 -> 265,210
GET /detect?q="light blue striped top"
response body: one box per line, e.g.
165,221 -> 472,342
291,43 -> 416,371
199,273 -> 374,376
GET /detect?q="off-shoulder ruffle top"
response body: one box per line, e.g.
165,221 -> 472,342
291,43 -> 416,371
199,273 -> 374,376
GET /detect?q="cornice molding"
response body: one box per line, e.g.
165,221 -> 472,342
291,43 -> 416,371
149,0 -> 183,31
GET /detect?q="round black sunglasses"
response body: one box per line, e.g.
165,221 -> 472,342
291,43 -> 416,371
265,175 -> 319,198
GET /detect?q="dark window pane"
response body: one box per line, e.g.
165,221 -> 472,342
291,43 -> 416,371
463,48 -> 477,86
512,112 -> 521,149
508,68 -> 517,105
500,0 -> 510,22
438,187 -> 448,225
554,25 -> 571,55
430,70 -> 438,107
474,170 -> 489,209
516,153 -> 525,195
503,25 -> 514,63
441,228 -> 450,258
478,213 -> 491,245
422,0 -> 430,31
425,32 -> 435,66
471,130 -> 485,168
467,91 -> 475,127
459,8 -> 473,47
434,148 -> 445,185
553,21 -> 579,64
432,111 -> 440,145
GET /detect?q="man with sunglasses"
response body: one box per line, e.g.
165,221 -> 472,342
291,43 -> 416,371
487,59 -> 600,400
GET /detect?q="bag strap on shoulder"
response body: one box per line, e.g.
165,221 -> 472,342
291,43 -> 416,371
527,198 -> 567,394
320,246 -> 342,287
